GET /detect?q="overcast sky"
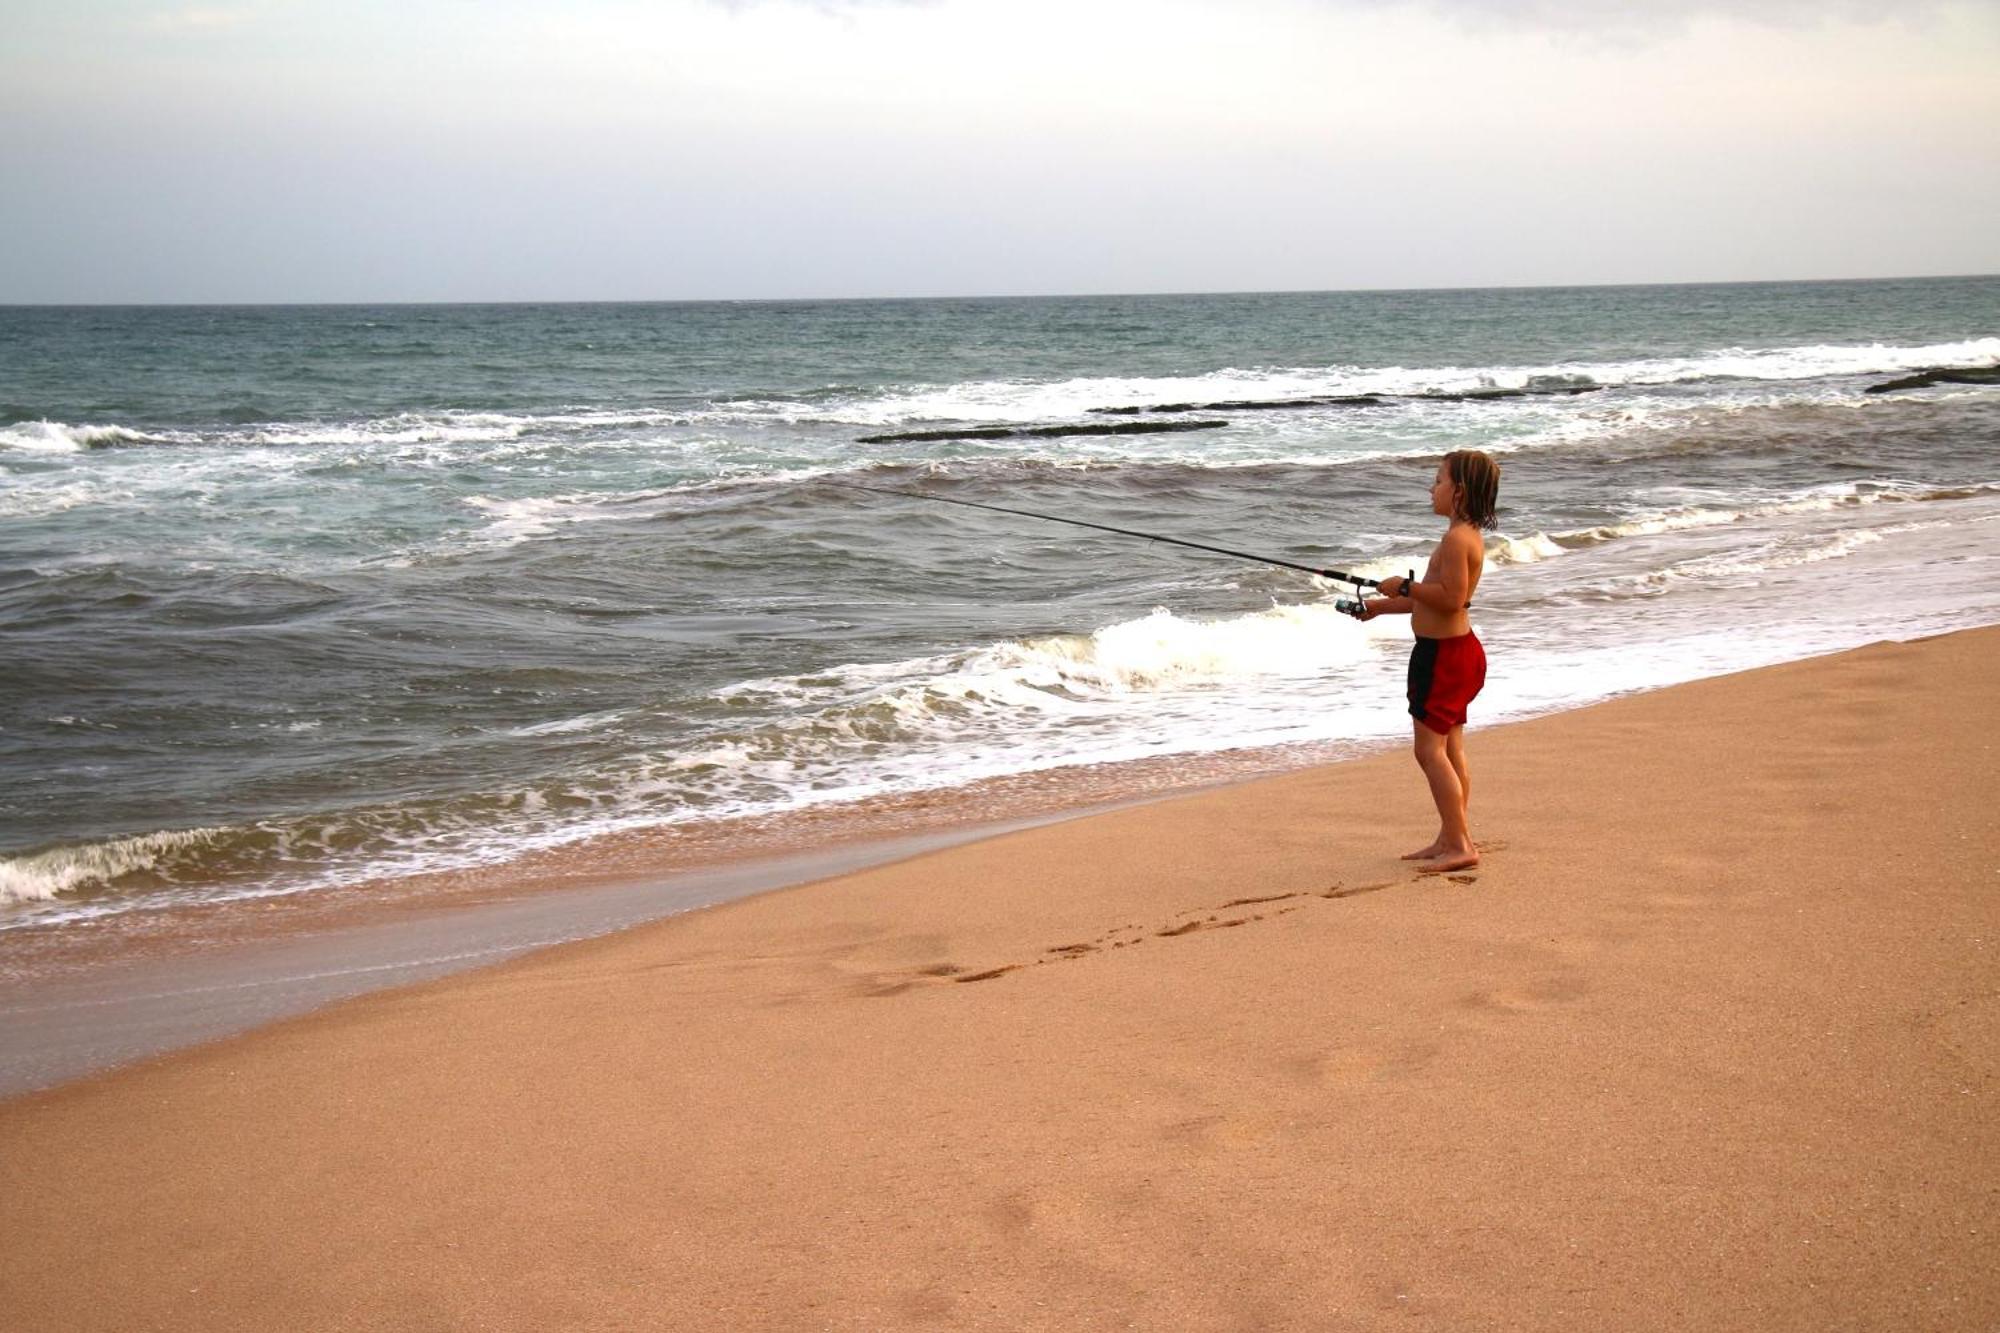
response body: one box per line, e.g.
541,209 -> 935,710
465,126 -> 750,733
4,0 -> 1996,302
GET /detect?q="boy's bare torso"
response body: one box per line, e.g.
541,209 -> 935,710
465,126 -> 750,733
1413,523 -> 1484,638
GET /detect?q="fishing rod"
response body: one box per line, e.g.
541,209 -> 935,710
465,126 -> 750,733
833,482 -> 1400,615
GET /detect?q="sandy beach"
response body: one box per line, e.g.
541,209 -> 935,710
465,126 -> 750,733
3,626 -> 1996,1331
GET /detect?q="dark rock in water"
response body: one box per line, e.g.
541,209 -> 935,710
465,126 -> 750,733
1413,385 -> 1602,402
1864,365 -> 2000,394
1088,394 -> 1387,415
1526,375 -> 1602,393
1202,394 -> 1390,411
856,419 -> 1230,445
1088,385 -> 1596,415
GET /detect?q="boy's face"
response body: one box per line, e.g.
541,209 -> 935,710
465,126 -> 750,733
1430,460 -> 1457,518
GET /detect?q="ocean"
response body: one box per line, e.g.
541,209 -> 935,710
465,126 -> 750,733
3,278 -> 1997,934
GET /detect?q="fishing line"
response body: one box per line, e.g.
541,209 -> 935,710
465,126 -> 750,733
832,481 -> 1390,612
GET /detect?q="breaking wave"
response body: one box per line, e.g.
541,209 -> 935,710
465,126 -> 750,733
0,421 -> 177,452
0,828 -> 234,904
809,337 -> 2000,427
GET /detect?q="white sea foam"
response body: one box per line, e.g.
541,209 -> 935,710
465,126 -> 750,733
0,477 -> 136,518
1682,528 -> 1889,576
1623,513 -> 1983,590
1526,481 -> 2000,559
229,407 -> 730,451
245,413 -> 535,447
4,409 -> 692,457
1001,602 -> 1373,693
708,600 -> 1382,758
460,493 -> 631,545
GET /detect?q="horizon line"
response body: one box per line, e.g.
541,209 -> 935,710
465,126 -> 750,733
4,271 -> 1996,310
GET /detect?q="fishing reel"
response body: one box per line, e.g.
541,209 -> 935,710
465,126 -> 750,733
1336,571 -> 1414,620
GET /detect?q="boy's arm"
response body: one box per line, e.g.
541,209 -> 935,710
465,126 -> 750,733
1358,595 -> 1412,620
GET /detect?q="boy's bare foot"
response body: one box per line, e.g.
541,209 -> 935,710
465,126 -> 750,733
1418,845 -> 1480,874
1401,840 -> 1446,861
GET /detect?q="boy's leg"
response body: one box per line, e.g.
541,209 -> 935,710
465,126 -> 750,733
1412,722 -> 1478,872
1446,724 -> 1470,828
1402,722 -> 1464,860
1400,719 -> 1447,859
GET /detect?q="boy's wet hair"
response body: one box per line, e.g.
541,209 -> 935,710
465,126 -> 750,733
1445,450 -> 1500,530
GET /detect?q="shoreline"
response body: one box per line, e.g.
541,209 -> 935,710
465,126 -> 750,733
1,626 -> 1995,1329
0,790 -> 1209,1100
1,728 -> 1375,956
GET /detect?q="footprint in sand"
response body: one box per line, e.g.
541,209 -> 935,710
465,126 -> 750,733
1455,972 -> 1591,1016
1297,1039 -> 1440,1089
1322,880 -> 1397,900
953,964 -> 1021,984
852,960 -> 969,998
1219,892 -> 1306,909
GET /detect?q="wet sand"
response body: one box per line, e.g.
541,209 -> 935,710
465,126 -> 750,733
0,821 -> 1126,1098
2,627 -> 1996,1331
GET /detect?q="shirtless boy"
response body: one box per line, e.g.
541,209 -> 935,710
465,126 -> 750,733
1356,450 -> 1500,874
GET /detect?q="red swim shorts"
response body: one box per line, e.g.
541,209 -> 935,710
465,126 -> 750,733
1407,632 -> 1486,735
